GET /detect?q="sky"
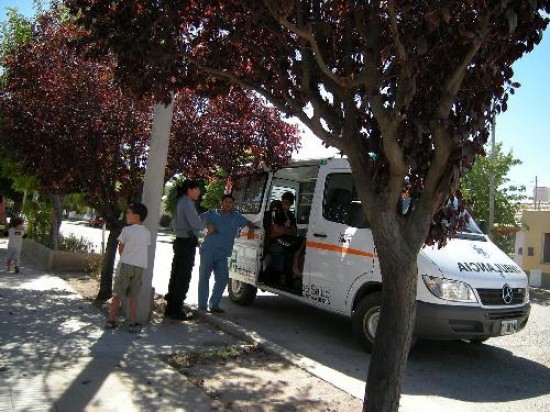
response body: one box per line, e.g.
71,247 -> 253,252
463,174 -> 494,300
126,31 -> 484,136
2,1 -> 549,194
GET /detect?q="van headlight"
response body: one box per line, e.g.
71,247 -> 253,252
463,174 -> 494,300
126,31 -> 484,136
422,275 -> 477,302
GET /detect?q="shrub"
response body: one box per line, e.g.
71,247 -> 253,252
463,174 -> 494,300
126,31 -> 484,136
23,200 -> 54,248
87,254 -> 103,280
60,234 -> 94,253
159,213 -> 172,228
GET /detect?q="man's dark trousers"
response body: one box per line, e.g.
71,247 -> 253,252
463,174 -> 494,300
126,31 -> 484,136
165,237 -> 197,315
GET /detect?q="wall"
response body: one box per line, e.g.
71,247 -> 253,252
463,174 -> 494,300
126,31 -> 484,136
22,238 -> 101,272
515,210 -> 550,288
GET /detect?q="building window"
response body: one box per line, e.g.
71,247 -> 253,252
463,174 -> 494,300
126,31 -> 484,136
528,247 -> 535,257
543,233 -> 550,263
517,247 -> 523,256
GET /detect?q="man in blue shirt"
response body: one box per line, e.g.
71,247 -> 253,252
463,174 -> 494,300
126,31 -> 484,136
165,180 -> 205,320
198,194 -> 255,313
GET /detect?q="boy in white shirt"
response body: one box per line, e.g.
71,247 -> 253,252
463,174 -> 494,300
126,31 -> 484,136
6,217 -> 24,273
105,202 -> 151,332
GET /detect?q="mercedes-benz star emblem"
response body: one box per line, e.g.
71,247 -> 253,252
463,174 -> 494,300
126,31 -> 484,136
473,245 -> 490,258
502,284 -> 513,304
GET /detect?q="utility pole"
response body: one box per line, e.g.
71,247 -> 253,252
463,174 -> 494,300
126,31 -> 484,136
136,96 -> 175,323
488,114 -> 496,240
534,176 -> 538,209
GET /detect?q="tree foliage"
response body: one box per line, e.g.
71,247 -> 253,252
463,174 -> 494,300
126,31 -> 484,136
0,8 -> 32,69
63,1 -> 550,410
0,7 -> 299,299
0,10 -> 150,297
462,142 -> 526,253
168,88 -> 300,179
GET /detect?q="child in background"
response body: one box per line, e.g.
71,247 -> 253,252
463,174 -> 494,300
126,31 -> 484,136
6,217 -> 25,273
105,202 -> 151,333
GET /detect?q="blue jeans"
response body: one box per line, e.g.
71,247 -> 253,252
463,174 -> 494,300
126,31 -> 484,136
198,248 -> 229,310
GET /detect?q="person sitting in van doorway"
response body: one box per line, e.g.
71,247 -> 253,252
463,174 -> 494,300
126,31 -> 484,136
198,194 -> 255,313
264,191 -> 305,289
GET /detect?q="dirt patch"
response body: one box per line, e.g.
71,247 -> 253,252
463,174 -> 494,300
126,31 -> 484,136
61,272 -> 364,411
165,344 -> 362,412
61,272 -> 100,301
60,272 -> 171,319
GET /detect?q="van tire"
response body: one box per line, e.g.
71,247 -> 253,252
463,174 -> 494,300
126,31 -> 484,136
352,292 -> 382,352
228,279 -> 257,306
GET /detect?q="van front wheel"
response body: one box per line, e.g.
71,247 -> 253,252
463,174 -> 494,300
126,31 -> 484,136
228,279 -> 257,306
352,292 -> 382,352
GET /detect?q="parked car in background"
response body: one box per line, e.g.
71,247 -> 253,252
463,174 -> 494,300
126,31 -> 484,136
88,216 -> 105,228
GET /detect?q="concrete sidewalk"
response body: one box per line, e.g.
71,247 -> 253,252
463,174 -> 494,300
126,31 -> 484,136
0,241 -> 242,412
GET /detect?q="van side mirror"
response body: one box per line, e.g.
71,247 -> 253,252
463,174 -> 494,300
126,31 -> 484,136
349,201 -> 369,228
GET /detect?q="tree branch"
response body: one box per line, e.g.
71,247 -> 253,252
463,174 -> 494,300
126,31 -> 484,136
387,0 -> 407,64
438,15 -> 490,118
261,0 -> 343,87
191,60 -> 343,151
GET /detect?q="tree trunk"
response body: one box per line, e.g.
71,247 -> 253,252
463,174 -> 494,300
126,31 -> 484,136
50,194 -> 65,250
13,193 -> 23,215
364,224 -> 419,412
95,227 -> 121,301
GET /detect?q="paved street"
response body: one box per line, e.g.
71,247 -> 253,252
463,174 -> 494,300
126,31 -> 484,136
220,291 -> 550,411
60,221 -> 550,411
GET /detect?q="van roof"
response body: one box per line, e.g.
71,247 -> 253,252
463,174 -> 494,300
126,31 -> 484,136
288,156 -> 348,167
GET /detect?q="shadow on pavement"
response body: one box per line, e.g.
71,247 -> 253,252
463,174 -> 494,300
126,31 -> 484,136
0,270 -> 222,410
530,288 -> 550,306
406,339 -> 550,402
225,294 -> 550,405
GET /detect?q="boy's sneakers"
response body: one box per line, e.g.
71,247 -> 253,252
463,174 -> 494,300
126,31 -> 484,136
104,320 -> 118,330
128,323 -> 142,333
104,321 -> 142,333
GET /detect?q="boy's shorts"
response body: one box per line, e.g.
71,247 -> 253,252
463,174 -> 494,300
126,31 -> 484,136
113,263 -> 144,298
6,247 -> 21,262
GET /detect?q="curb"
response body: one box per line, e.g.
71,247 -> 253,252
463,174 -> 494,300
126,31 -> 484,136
192,307 -> 364,400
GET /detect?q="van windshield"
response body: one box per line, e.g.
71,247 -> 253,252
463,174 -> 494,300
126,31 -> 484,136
231,172 -> 268,214
453,212 -> 486,241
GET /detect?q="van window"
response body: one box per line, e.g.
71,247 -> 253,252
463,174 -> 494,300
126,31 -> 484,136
323,173 -> 369,228
269,165 -> 319,225
231,172 -> 268,214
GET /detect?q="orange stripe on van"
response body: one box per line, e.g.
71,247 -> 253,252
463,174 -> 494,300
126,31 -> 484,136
306,240 -> 377,258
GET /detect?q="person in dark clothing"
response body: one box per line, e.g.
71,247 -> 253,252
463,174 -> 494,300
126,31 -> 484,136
164,180 -> 205,320
263,191 -> 304,288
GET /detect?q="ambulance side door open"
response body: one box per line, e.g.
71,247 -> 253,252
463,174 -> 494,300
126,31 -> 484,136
229,171 -> 271,286
304,166 -> 378,314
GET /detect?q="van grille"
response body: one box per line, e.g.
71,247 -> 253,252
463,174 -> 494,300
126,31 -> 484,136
486,310 -> 527,320
476,288 -> 525,305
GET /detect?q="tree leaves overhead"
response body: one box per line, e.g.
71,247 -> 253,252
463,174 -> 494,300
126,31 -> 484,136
0,11 -> 148,221
65,1 -> 549,222
168,88 -> 300,179
0,8 -> 299,223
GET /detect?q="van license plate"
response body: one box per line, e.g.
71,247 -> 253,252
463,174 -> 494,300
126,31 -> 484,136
500,320 -> 518,335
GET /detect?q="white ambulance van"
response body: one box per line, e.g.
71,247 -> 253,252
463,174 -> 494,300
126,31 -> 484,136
227,158 -> 530,351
